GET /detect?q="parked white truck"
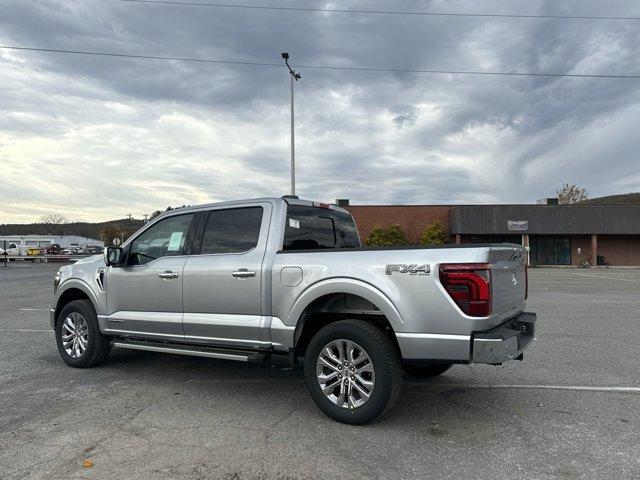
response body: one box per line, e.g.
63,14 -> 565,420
0,242 -> 20,255
51,197 -> 535,424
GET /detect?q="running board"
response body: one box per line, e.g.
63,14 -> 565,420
112,339 -> 269,363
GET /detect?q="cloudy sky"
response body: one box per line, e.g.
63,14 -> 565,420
1,0 -> 640,223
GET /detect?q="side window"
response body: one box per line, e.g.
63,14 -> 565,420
199,207 -> 263,255
128,213 -> 195,265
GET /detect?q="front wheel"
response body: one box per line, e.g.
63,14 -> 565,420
304,320 -> 402,425
55,299 -> 111,368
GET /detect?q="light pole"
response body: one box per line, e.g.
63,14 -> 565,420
281,52 -> 301,196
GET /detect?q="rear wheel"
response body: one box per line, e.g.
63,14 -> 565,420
402,363 -> 453,377
304,320 -> 401,424
55,299 -> 111,368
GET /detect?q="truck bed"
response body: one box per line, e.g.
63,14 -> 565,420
271,243 -> 527,336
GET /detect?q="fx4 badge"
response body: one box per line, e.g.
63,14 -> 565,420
385,264 -> 431,276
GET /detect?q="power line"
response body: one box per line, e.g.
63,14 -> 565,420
294,64 -> 640,80
0,45 -> 281,67
117,0 -> 640,21
2,45 -> 640,80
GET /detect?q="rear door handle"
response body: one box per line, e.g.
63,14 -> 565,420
158,271 -> 179,279
232,269 -> 256,278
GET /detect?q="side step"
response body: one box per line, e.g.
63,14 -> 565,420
112,339 -> 269,363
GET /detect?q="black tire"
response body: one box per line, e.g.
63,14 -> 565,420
304,320 -> 402,425
55,299 -> 111,368
402,363 -> 453,377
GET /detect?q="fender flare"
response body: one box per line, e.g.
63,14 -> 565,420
55,279 -> 102,317
288,277 -> 403,342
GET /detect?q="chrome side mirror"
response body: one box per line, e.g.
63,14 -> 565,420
104,246 -> 123,267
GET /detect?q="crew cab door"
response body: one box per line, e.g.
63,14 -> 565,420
105,212 -> 199,340
182,203 -> 271,348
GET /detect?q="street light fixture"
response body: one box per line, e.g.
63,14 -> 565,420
282,52 -> 301,196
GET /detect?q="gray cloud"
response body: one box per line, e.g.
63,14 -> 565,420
1,0 -> 640,222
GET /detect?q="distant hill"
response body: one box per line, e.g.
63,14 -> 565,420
1,206 -> 189,241
579,193 -> 640,206
0,218 -> 145,240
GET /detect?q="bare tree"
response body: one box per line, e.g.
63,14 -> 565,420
39,213 -> 69,235
556,183 -> 589,205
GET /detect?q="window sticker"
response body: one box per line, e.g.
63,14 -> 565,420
289,218 -> 300,229
167,231 -> 184,251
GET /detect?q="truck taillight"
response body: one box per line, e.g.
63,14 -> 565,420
439,263 -> 492,317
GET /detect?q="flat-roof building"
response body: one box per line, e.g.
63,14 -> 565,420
345,202 -> 640,267
0,235 -> 103,250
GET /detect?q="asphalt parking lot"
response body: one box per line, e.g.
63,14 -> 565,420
1,264 -> 639,479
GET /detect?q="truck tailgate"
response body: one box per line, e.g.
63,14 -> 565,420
489,244 -> 527,322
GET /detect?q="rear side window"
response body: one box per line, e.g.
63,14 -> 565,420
283,205 -> 360,251
200,207 -> 263,254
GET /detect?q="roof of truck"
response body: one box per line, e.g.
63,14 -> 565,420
153,197 -> 351,220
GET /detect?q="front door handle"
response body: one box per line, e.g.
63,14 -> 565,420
158,271 -> 179,279
232,269 -> 256,278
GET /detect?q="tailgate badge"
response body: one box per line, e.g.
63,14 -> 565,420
512,273 -> 518,286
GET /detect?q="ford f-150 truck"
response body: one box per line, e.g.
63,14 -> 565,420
51,196 -> 536,424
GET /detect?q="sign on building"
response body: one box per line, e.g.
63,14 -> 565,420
507,220 -> 529,231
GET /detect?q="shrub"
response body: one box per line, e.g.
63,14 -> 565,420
420,220 -> 448,245
365,225 -> 409,247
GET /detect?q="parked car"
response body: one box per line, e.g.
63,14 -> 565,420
61,248 -> 74,255
72,247 -> 85,255
0,242 -> 20,256
43,244 -> 62,255
51,197 -> 536,424
26,247 -> 45,262
26,247 -> 44,256
85,245 -> 103,255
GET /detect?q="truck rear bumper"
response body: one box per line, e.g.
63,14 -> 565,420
396,333 -> 471,362
472,312 -> 536,365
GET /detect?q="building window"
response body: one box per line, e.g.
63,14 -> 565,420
530,236 -> 571,265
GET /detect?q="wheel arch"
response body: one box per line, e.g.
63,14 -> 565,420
54,280 -> 100,325
290,278 -> 403,356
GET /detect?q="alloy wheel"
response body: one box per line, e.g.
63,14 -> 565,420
316,339 -> 375,409
61,312 -> 88,359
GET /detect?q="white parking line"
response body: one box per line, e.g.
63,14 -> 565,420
19,308 -> 49,311
406,383 -> 640,393
577,273 -> 640,283
0,328 -> 52,332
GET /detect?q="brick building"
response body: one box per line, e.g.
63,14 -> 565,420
342,201 -> 640,267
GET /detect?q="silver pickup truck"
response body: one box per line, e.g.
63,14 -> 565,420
51,196 -> 536,424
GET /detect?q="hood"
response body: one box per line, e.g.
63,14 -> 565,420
73,254 -> 105,267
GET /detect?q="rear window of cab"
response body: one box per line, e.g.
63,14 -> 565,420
283,205 -> 360,250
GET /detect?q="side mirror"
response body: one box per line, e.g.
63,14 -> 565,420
104,246 -> 123,267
